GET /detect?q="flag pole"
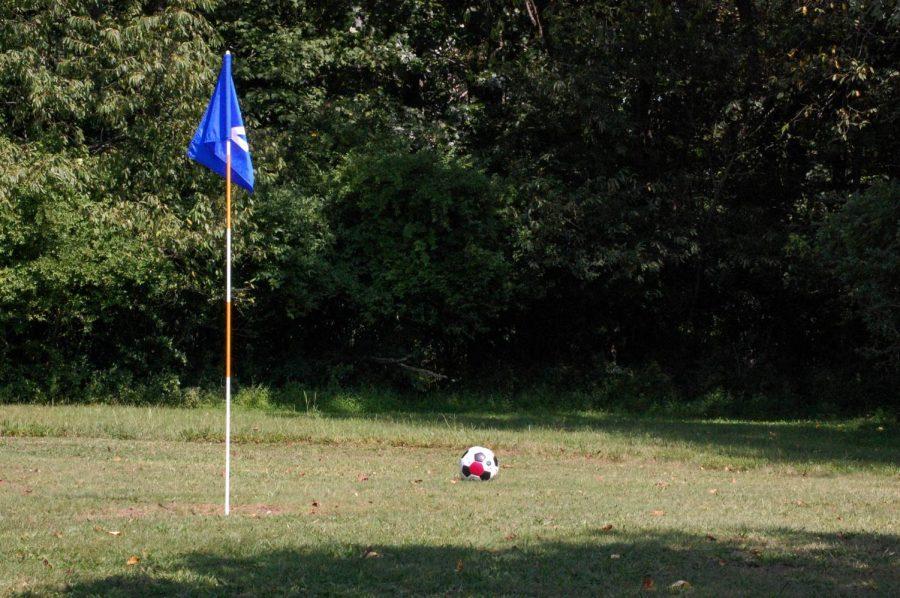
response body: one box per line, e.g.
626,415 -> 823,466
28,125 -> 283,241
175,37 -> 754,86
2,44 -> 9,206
225,135 -> 232,516
186,47 -> 251,516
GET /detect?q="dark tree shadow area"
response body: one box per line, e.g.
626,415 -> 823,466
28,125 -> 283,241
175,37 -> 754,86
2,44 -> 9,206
275,410 -> 900,469
42,528 -> 898,596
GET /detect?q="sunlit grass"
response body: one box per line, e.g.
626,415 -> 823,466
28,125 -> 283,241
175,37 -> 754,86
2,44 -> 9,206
1,405 -> 897,595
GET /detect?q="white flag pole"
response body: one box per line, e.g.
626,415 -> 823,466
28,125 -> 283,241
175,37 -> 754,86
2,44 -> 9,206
225,134 -> 232,516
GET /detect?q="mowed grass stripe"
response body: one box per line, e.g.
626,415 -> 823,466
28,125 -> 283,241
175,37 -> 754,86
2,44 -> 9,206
1,404 -> 897,474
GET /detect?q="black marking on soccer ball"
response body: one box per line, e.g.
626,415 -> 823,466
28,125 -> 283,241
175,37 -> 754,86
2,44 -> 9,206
495,456 -> 500,467
461,465 -> 471,477
480,471 -> 491,481
474,452 -> 485,463
461,450 -> 468,459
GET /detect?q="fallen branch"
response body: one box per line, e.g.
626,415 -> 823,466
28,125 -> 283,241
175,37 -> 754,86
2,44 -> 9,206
368,356 -> 451,382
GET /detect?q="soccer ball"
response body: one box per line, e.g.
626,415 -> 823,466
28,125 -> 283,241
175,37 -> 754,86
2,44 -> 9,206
460,446 -> 499,481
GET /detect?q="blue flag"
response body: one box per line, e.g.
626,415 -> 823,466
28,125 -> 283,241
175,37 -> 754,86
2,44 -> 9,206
187,52 -> 254,192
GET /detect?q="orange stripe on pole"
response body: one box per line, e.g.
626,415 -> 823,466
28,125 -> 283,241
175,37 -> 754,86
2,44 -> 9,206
226,141 -> 232,379
225,137 -> 232,516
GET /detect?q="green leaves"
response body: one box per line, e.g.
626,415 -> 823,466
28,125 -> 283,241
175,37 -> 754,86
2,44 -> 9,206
0,0 -> 896,400
325,146 -> 514,364
819,181 -> 900,367
0,1 -> 222,397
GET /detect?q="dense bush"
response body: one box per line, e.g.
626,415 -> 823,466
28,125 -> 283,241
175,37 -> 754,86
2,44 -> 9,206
820,181 -> 900,370
1,0 -> 897,412
326,147 -> 514,364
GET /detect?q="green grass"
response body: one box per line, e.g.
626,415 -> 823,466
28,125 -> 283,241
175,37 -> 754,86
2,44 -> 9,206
1,405 -> 897,596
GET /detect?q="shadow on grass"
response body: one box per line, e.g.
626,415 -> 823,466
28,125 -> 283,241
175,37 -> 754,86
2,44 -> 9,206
46,528 -> 898,596
276,408 -> 899,469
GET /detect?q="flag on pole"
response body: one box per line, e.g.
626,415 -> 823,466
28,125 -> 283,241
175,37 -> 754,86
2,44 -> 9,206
187,51 -> 253,516
187,52 -> 254,192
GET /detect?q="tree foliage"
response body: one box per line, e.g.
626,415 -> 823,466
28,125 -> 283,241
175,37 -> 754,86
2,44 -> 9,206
0,0 -> 897,408
820,181 -> 900,368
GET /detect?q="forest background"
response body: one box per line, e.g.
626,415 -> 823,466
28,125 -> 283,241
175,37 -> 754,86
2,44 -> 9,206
1,0 -> 897,416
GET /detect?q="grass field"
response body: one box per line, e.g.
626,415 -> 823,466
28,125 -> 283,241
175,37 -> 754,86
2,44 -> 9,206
1,404 -> 897,596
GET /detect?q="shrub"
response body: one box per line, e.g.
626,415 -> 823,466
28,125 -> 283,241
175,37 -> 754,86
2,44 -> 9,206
325,145 -> 515,370
820,181 -> 900,370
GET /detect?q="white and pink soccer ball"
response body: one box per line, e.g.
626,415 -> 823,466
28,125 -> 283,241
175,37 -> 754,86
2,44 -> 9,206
459,446 -> 499,481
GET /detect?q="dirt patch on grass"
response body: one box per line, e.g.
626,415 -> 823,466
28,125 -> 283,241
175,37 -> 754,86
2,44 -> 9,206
181,502 -> 289,517
78,502 -> 289,520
